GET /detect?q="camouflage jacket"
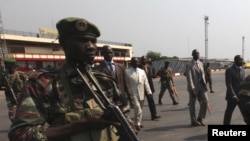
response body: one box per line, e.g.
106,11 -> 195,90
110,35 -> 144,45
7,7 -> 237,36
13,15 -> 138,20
4,70 -> 27,106
205,67 -> 212,78
8,63 -> 120,141
157,67 -> 173,84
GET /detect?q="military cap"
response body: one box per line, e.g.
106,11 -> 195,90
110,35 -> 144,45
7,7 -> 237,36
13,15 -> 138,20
3,57 -> 16,64
56,17 -> 100,38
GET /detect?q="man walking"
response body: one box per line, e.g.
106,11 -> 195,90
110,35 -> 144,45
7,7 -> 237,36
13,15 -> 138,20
185,49 -> 208,126
139,56 -> 161,120
94,45 -> 134,118
223,55 -> 245,125
126,57 -> 152,131
204,62 -> 215,93
157,61 -> 179,105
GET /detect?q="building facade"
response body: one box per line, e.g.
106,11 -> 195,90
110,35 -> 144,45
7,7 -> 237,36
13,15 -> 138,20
0,29 -> 133,71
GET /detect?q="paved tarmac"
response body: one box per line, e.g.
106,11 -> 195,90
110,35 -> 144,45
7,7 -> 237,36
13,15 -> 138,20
0,69 -> 249,141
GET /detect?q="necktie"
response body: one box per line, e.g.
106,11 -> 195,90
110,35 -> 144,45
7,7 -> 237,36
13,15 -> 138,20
195,62 -> 200,72
109,63 -> 115,78
195,62 -> 199,69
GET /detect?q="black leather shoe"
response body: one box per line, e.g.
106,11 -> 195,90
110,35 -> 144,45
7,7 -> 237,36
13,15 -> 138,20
173,102 -> 179,105
158,100 -> 162,105
197,118 -> 206,126
151,116 -> 161,120
210,90 -> 215,93
191,121 -> 201,126
135,126 -> 140,131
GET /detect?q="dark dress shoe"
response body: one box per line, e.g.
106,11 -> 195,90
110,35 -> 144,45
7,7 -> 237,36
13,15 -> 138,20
139,125 -> 144,128
191,121 -> 201,126
210,90 -> 215,93
151,116 -> 161,120
173,102 -> 179,105
197,118 -> 206,126
158,100 -> 162,105
135,126 -> 140,131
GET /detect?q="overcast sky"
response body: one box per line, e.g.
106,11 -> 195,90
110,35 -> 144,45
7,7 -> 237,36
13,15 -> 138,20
1,0 -> 250,60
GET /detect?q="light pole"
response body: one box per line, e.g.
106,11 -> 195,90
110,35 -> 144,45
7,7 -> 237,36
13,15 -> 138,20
242,36 -> 245,60
204,16 -> 209,63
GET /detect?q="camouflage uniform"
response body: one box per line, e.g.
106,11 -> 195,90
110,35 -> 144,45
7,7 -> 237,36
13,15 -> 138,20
8,63 -> 121,141
5,71 -> 26,121
157,67 -> 178,105
204,63 -> 214,93
3,58 -> 27,122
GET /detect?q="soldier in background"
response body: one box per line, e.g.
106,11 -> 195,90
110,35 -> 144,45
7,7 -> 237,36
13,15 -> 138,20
204,62 -> 215,93
157,61 -> 179,105
3,57 -> 26,122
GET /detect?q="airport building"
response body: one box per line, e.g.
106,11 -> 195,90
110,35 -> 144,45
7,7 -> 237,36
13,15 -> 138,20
0,28 -> 133,71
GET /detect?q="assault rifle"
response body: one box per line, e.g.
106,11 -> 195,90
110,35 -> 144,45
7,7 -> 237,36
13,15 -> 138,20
3,74 -> 18,105
76,68 -> 139,141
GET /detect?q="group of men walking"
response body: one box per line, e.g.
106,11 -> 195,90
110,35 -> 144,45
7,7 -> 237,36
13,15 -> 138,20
2,16 -> 250,141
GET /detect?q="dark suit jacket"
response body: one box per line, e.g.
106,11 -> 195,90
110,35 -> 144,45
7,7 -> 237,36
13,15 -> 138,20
225,64 -> 245,100
139,64 -> 155,93
94,61 -> 134,104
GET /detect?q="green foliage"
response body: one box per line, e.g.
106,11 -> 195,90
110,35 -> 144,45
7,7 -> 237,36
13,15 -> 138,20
146,51 -> 161,61
146,51 -> 179,61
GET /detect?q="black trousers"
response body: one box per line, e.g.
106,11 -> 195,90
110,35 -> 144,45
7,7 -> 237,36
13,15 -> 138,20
145,93 -> 157,118
223,99 -> 239,125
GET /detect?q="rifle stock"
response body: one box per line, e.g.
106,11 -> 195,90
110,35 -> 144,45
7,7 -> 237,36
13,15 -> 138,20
4,75 -> 18,105
76,68 -> 139,141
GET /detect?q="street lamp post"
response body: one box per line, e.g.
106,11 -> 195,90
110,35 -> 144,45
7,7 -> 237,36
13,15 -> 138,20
242,36 -> 245,60
204,16 -> 209,63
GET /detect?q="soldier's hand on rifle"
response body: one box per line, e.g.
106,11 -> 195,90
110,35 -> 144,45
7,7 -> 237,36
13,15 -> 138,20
78,115 -> 121,130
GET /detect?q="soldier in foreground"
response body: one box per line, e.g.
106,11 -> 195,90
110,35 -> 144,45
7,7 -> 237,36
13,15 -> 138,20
3,58 -> 26,122
8,17 -> 137,141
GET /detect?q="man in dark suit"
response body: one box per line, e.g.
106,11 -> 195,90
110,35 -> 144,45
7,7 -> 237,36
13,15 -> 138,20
223,55 -> 245,125
139,56 -> 161,120
94,45 -> 134,115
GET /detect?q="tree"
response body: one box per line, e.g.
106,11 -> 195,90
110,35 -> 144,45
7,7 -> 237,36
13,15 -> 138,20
146,51 -> 161,61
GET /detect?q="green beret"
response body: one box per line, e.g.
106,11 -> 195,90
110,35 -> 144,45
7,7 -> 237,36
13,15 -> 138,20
3,58 -> 16,64
56,17 -> 100,38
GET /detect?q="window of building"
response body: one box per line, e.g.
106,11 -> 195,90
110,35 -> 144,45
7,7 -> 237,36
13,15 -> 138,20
10,46 -> 25,53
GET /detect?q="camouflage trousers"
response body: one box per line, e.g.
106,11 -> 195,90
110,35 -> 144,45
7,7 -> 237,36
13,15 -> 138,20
158,81 -> 178,104
6,98 -> 17,122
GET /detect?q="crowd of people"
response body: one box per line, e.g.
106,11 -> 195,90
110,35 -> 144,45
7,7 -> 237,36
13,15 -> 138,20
2,17 -> 250,141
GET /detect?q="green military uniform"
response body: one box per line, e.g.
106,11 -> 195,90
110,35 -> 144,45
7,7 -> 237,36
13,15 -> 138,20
8,17 -> 133,141
157,61 -> 178,105
3,58 -> 26,122
204,63 -> 214,93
